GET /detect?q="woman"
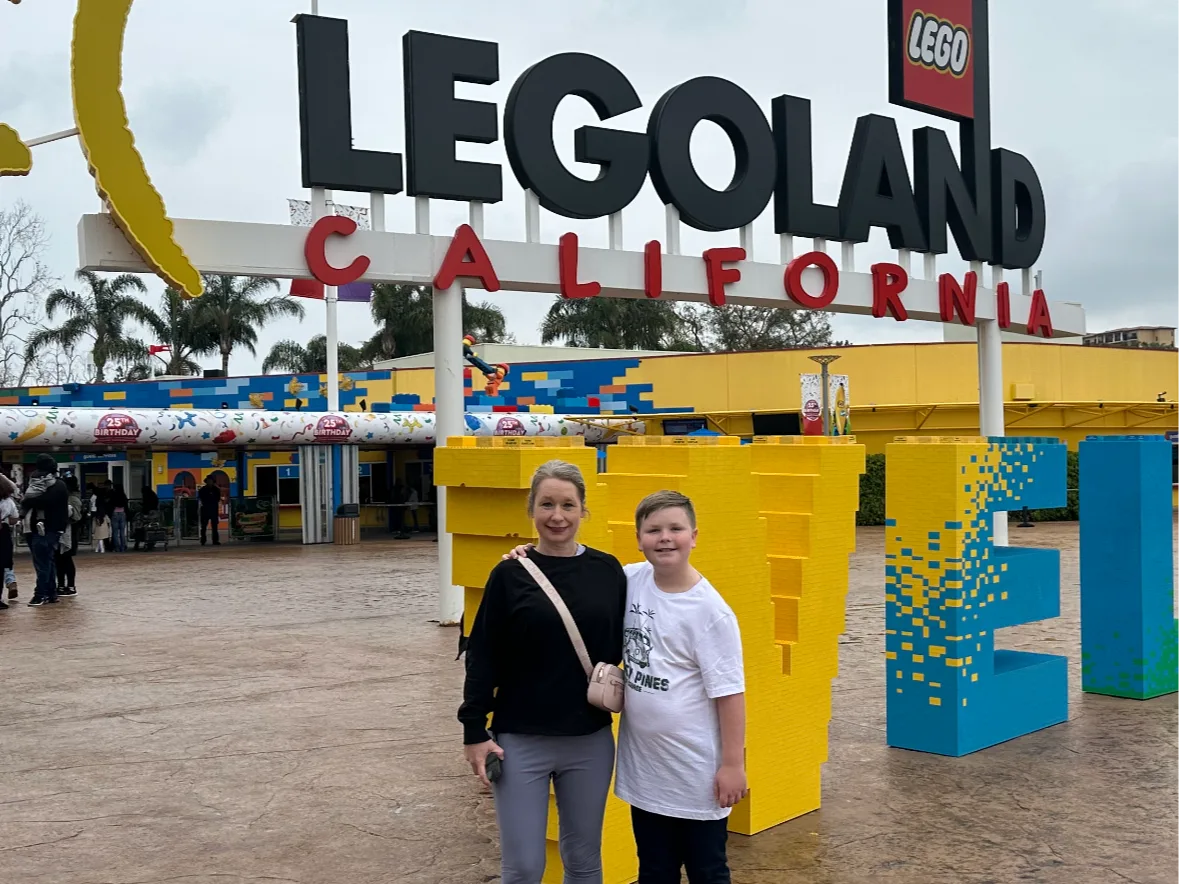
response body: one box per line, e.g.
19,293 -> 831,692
55,475 -> 82,596
459,460 -> 627,884
0,472 -> 20,606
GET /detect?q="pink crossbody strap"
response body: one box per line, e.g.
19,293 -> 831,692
518,557 -> 594,679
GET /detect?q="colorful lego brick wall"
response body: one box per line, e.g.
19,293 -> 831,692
1079,435 -> 1178,699
885,436 -> 1069,757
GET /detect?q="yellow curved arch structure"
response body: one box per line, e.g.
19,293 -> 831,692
71,0 -> 203,298
0,124 -> 32,176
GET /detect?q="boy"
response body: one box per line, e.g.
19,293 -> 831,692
615,490 -> 746,884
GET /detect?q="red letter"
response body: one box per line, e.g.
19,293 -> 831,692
996,281 -> 1011,328
559,232 -> 600,299
784,251 -> 839,309
1027,288 -> 1053,337
305,215 -> 371,286
644,241 -> 662,299
870,262 -> 908,321
938,270 -> 977,324
434,224 -> 501,292
702,247 -> 745,307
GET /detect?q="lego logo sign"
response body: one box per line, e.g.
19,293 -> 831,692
889,0 -> 975,120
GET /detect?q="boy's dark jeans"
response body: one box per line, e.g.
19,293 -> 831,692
631,806 -> 731,884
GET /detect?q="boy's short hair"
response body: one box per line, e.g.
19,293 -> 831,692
634,490 -> 697,531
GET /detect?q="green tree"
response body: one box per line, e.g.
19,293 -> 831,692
703,306 -> 842,351
539,298 -> 687,350
263,334 -> 366,374
151,286 -> 218,376
24,270 -> 165,383
363,283 -> 508,361
193,274 -> 305,375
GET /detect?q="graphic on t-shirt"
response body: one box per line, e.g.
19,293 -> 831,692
624,602 -> 669,693
624,602 -> 655,669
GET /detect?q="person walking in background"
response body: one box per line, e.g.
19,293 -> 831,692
106,479 -> 129,552
198,476 -> 221,546
0,472 -> 20,606
55,475 -> 83,597
19,455 -> 69,607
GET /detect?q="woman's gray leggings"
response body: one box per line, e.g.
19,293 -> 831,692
493,727 -> 615,884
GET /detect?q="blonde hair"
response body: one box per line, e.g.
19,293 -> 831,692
634,490 -> 696,530
527,460 -> 588,515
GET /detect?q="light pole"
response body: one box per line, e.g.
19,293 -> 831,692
808,354 -> 842,436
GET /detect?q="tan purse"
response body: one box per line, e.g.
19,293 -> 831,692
518,557 -> 625,714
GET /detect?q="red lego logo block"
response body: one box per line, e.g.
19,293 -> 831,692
890,0 -> 974,120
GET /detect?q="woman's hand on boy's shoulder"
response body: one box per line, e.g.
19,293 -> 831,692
715,764 -> 748,809
501,543 -> 534,561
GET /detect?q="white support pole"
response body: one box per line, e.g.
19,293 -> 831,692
608,212 -> 623,250
977,259 -> 1007,544
415,196 -> 431,236
369,192 -> 385,233
312,187 -> 340,412
739,223 -> 753,259
664,204 -> 680,256
469,201 -> 484,238
923,251 -> 936,280
813,237 -> 827,254
524,190 -> 540,243
1021,267 -> 1032,296
841,241 -> 855,272
779,233 -> 794,264
898,248 -> 911,275
434,281 -> 466,626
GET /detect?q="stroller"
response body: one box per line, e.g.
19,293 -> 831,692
131,508 -> 169,551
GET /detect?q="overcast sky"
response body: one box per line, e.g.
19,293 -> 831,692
2,0 -> 1175,376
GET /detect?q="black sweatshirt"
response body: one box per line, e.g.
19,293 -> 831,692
459,547 -> 627,745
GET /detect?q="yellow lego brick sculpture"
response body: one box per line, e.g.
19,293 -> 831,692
602,436 -> 864,835
435,433 -> 865,883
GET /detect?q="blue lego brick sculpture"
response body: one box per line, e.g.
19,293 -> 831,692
1079,435 -> 1178,699
885,436 -> 1069,756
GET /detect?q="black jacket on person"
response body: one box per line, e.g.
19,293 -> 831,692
20,476 -> 69,534
198,484 -> 220,513
458,547 -> 628,745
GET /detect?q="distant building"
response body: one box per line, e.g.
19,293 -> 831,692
1083,326 -> 1176,349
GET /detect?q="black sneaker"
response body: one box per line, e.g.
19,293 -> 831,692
58,587 -> 77,597
28,597 -> 46,607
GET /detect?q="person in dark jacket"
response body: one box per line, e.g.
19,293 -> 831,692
459,460 -> 627,884
105,480 -> 129,552
198,476 -> 222,546
20,454 -> 69,606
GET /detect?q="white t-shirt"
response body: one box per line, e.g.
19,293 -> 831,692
0,496 -> 17,524
614,561 -> 745,821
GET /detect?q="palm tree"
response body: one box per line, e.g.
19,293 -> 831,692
262,334 -> 366,374
151,286 -> 218,375
24,270 -> 165,383
193,274 -> 305,375
539,297 -> 685,350
363,283 -> 508,361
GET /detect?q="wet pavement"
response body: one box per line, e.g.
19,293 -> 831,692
1,523 -> 1175,884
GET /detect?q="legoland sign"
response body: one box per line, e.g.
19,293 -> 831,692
43,1 -> 1082,335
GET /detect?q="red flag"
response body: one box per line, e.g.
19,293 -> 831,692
149,344 -> 171,355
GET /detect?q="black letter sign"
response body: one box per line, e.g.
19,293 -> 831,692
990,148 -> 1046,268
648,77 -> 776,232
296,15 -> 403,194
838,114 -> 926,250
771,96 -> 841,240
504,53 -> 648,219
403,31 -> 502,203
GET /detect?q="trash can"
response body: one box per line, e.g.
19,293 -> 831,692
333,503 -> 360,546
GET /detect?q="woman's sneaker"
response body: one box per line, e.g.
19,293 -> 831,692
7,583 -> 16,600
28,597 -> 47,607
58,587 -> 77,596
